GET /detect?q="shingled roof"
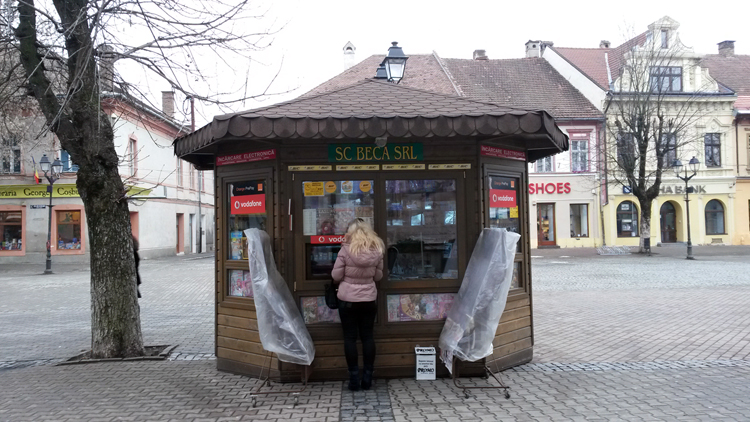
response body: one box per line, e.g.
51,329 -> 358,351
441,57 -> 602,120
174,79 -> 568,168
701,54 -> 750,96
305,54 -> 459,97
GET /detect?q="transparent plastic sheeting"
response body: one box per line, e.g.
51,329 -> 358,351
439,228 -> 520,373
245,229 -> 315,366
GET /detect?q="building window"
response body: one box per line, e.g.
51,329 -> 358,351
176,158 -> 183,187
189,165 -> 195,189
704,133 -> 721,167
1,137 -> 21,174
617,132 -> 635,167
128,136 -> 137,177
650,66 -> 682,93
662,133 -> 677,167
616,201 -> 639,237
570,204 -> 589,237
705,200 -> 725,235
56,210 -> 82,250
536,156 -> 553,173
0,210 -> 23,252
60,150 -> 78,172
661,30 -> 668,48
571,138 -> 589,172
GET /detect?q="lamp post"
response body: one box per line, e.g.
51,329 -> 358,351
39,154 -> 63,274
672,156 -> 700,260
379,42 -> 409,83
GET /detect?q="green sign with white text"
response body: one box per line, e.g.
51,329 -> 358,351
328,143 -> 423,163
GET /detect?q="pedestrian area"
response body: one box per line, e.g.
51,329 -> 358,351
1,247 -> 750,421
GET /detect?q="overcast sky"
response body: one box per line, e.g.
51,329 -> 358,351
180,0 -> 750,127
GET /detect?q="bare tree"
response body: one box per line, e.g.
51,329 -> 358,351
603,32 -> 721,253
4,0 -> 281,358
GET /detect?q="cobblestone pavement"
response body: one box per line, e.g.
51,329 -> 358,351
1,246 -> 749,421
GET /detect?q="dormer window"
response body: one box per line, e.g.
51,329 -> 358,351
661,30 -> 668,48
650,66 -> 682,93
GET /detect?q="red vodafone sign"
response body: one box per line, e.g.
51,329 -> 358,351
230,193 -> 266,215
489,189 -> 517,208
311,235 -> 346,244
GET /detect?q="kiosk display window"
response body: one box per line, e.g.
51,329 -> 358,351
488,175 -> 521,252
386,293 -> 455,322
228,180 -> 267,260
228,269 -> 254,298
300,296 -> 341,324
302,180 -> 374,279
385,179 -> 458,280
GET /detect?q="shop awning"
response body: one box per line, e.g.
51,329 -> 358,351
174,79 -> 569,169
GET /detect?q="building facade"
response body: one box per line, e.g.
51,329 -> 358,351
543,16 -> 740,248
0,91 -> 214,263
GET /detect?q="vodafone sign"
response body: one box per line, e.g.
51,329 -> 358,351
311,235 -> 346,244
230,194 -> 266,215
490,189 -> 517,208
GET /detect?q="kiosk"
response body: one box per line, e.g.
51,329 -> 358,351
174,79 -> 568,381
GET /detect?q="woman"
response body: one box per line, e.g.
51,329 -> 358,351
332,218 -> 384,391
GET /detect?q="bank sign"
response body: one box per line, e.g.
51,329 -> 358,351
328,143 -> 423,163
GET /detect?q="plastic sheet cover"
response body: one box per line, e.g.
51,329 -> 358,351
245,229 -> 315,366
439,228 -> 520,372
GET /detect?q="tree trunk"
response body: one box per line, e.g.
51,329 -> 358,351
638,199 -> 652,253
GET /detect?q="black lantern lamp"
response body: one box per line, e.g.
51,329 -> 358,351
381,42 -> 408,83
672,156 -> 700,260
39,153 -> 63,274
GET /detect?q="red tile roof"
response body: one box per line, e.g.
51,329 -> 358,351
441,57 -> 602,120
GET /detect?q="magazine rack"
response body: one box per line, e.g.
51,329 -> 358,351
249,350 -> 311,408
451,357 -> 511,400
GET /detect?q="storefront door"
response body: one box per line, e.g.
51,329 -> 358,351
660,202 -> 677,243
537,203 -> 556,246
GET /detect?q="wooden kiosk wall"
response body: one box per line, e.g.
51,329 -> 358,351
214,139 -> 534,381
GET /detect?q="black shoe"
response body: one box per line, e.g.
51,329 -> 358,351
361,368 -> 373,390
348,370 -> 360,391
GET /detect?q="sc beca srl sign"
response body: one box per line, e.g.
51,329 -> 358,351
329,143 -> 423,163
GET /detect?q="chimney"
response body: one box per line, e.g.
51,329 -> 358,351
473,49 -> 488,60
97,44 -> 116,92
343,41 -> 356,70
525,40 -> 542,58
162,91 -> 174,120
718,40 -> 735,57
600,40 -> 611,48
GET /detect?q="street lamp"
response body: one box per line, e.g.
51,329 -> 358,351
672,156 -> 700,260
380,42 -> 408,84
39,154 -> 63,274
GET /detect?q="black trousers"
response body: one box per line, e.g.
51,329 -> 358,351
338,300 -> 377,372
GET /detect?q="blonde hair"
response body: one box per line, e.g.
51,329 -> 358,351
346,218 -> 384,256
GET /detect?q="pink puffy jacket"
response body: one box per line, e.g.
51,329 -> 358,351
332,243 -> 384,302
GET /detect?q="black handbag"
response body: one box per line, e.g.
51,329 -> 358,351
324,280 -> 339,310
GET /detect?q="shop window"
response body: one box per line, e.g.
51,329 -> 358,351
571,139 -> 589,172
704,133 -> 721,167
56,210 -> 82,250
386,293 -> 455,322
60,150 -> 78,172
0,210 -> 23,252
301,297 -> 341,324
570,204 -> 589,237
227,180 -> 267,261
536,156 -> 553,173
302,179 -> 374,279
385,180 -> 458,280
616,201 -> 639,237
1,137 -> 21,174
705,200 -> 725,235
